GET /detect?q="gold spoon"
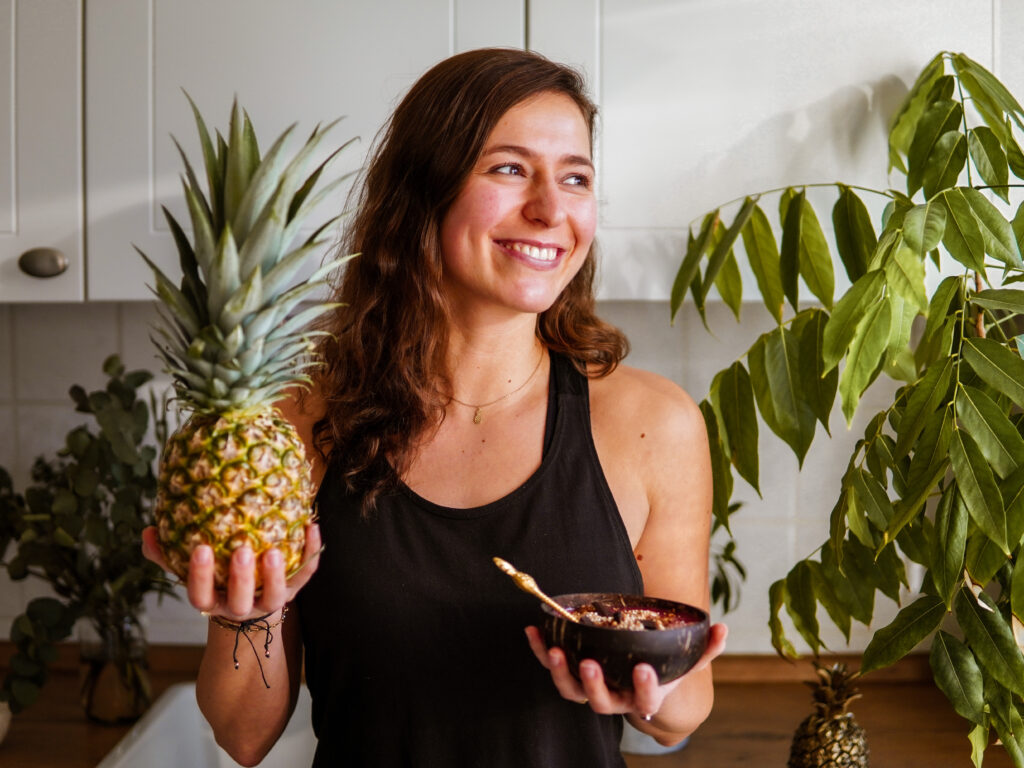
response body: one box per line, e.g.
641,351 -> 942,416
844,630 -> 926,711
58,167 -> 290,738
492,557 -> 579,623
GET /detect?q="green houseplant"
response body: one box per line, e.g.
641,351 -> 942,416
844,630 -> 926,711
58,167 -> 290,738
0,355 -> 177,723
673,51 -> 1024,766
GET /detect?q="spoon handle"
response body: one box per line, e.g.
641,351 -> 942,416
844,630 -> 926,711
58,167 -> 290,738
492,557 -> 579,623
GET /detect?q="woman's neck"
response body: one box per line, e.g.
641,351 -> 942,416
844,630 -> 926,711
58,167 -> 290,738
445,314 -> 544,406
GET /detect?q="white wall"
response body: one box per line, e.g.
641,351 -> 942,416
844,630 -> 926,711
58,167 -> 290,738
1,0 -> 1017,652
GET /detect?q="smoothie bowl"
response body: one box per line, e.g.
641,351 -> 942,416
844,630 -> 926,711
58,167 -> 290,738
541,593 -> 709,691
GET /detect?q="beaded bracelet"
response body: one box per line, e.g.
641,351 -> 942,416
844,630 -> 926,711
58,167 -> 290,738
206,605 -> 289,688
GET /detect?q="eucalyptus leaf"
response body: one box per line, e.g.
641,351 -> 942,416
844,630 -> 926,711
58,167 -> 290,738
861,594 -> 945,675
785,561 -> 821,653
716,362 -> 759,494
955,588 -> 1024,696
769,578 -> 799,658
956,383 -> 1024,479
741,203 -> 784,324
930,630 -> 986,725
951,427 -> 1009,554
748,327 -> 817,465
822,270 -> 886,372
832,185 -> 876,282
968,127 -> 1010,202
839,296 -> 891,423
939,188 -> 987,273
907,100 -> 963,197
962,337 -> 1024,410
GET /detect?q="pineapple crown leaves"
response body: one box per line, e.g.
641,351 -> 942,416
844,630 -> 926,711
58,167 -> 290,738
805,662 -> 863,721
137,95 -> 356,413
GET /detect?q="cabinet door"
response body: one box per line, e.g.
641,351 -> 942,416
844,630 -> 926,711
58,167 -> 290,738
85,0 -> 523,301
0,0 -> 83,302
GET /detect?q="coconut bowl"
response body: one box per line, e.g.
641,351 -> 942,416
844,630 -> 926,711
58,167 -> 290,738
540,592 -> 709,691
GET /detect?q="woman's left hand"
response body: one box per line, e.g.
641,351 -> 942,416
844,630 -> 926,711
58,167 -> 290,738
524,623 -> 727,719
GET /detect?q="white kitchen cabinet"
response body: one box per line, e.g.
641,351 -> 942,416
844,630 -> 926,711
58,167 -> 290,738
0,0 -> 84,302
85,0 -> 524,300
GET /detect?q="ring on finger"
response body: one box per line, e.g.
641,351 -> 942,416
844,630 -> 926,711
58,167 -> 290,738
577,698 -> 589,705
641,713 -> 654,722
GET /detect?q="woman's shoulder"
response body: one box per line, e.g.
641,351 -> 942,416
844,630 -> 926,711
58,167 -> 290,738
588,363 -> 705,445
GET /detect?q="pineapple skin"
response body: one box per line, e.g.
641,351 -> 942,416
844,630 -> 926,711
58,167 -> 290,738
154,408 -> 313,590
788,712 -> 869,768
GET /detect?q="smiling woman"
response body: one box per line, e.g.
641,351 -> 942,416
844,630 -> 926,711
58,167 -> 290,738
143,47 -> 726,768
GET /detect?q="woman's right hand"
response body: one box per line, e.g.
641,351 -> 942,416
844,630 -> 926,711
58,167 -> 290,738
141,523 -> 322,621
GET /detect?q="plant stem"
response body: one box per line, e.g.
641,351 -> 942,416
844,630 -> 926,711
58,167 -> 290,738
957,76 -> 974,188
975,272 -> 986,338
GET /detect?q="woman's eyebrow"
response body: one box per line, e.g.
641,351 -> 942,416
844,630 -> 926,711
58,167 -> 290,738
482,144 -> 594,170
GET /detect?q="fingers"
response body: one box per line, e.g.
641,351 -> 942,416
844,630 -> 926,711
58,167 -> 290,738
258,547 -> 287,612
287,523 -> 323,588
524,627 -> 589,703
628,664 -> 663,716
690,623 -> 729,674
226,546 -> 257,618
141,526 -> 171,570
186,544 -> 218,613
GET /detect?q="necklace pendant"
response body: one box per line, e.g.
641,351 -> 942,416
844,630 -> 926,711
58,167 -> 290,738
473,407 -> 483,425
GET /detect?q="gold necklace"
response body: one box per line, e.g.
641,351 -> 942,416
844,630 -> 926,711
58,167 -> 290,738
449,347 -> 545,425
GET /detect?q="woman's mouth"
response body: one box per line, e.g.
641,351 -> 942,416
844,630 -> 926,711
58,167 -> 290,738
497,240 -> 564,263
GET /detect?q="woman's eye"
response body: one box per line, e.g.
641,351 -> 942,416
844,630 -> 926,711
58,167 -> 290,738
565,173 -> 592,188
493,163 -> 524,176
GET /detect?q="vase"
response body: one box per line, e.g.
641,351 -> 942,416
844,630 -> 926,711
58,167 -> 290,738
620,718 -> 689,755
78,615 -> 151,724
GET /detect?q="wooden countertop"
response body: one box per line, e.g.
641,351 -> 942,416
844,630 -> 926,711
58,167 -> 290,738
0,648 -> 1012,768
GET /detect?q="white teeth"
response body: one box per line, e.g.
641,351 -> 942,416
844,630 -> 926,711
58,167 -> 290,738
507,242 -> 558,261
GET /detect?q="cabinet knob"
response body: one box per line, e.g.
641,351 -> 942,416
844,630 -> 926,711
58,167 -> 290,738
18,247 -> 68,278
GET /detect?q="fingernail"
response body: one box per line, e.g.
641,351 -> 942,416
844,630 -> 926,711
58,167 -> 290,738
238,547 -> 253,565
582,662 -> 598,679
265,548 -> 282,567
195,546 -> 212,565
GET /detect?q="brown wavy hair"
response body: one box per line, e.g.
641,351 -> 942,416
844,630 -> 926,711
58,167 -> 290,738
311,48 -> 628,511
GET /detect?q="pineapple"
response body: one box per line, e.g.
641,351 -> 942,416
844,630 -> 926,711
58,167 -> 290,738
788,662 -> 870,768
137,96 -> 354,589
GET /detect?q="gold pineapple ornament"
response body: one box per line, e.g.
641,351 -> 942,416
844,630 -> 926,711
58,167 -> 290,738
138,97 -> 354,589
788,661 -> 869,768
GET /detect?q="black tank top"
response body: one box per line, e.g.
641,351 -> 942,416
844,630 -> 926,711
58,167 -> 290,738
297,352 -> 644,767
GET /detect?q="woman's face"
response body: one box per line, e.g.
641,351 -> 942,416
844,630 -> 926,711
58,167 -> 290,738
439,91 -> 597,322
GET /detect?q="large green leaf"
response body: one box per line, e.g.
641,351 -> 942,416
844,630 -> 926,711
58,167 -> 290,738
932,484 -> 967,607
968,126 -> 1010,202
930,630 -> 986,725
832,185 -> 877,282
1001,464 -> 1024,552
702,197 -> 756,309
955,588 -> 1024,696
716,362 -> 760,494
796,197 -> 835,309
906,403 -> 952,493
889,53 -> 945,171
887,460 -> 948,545
713,249 -> 743,321
956,384 -> 1024,478
907,100 -> 964,197
903,199 -> 948,257
922,130 -> 967,199
953,54 -> 1024,131
699,400 -> 733,532
951,427 -> 1009,554
894,356 -> 954,460
965,529 -> 1008,584
794,309 -> 837,434
822,270 -> 886,372
671,212 -> 717,322
850,467 -> 893,531
808,560 -> 851,642
884,239 -> 928,313
785,561 -> 821,653
939,188 -> 987,273
741,203 -> 785,324
748,327 -> 818,465
1012,538 -> 1024,620
861,594 -> 945,675
971,288 -> 1024,315
882,293 -> 918,382
962,188 -> 1023,268
821,538 -> 874,625
779,189 -> 803,311
962,337 -> 1024,410
839,296 -> 891,423
768,578 -> 799,658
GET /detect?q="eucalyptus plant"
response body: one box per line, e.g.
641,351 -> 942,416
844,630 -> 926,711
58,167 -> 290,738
674,51 -> 1024,766
0,355 -> 177,715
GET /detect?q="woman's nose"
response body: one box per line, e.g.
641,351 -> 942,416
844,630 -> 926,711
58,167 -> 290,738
522,177 -> 566,228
